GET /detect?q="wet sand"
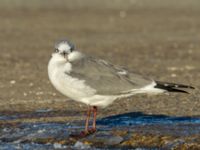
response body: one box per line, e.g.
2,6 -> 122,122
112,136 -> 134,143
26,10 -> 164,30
0,112 -> 200,149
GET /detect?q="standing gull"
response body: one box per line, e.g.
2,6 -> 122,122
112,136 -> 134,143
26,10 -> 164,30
48,39 -> 194,137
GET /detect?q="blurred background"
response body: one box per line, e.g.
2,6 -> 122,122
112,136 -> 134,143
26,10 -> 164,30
0,0 -> 200,116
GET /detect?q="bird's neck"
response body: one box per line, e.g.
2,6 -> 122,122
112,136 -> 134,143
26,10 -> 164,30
49,54 -> 66,71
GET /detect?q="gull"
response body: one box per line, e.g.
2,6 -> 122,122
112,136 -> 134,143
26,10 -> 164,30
48,39 -> 194,137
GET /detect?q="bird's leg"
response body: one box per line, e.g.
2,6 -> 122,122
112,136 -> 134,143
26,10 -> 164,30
69,106 -> 97,138
88,106 -> 97,134
70,106 -> 92,138
92,106 -> 97,131
84,105 -> 92,133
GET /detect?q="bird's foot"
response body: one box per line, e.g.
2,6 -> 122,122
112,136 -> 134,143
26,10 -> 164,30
88,128 -> 96,134
69,131 -> 89,139
69,129 -> 96,139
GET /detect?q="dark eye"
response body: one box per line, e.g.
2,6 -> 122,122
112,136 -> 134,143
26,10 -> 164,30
55,48 -> 59,53
70,45 -> 75,51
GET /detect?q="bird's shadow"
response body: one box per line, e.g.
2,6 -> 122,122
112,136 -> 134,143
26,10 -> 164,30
97,112 -> 200,126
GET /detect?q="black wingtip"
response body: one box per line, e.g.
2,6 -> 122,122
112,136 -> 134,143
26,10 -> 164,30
155,81 -> 194,94
167,88 -> 189,94
189,86 -> 195,89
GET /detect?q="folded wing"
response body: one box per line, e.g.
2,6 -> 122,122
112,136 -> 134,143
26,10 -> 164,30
66,56 -> 153,95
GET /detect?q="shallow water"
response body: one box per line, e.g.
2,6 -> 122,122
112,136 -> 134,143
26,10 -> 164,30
98,112 -> 200,126
0,112 -> 200,149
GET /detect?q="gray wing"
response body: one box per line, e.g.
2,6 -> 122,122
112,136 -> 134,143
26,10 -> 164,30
68,56 -> 153,95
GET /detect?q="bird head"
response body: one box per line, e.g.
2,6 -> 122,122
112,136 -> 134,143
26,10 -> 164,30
54,40 -> 75,58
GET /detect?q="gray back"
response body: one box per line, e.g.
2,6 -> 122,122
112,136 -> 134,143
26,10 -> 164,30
67,55 -> 152,95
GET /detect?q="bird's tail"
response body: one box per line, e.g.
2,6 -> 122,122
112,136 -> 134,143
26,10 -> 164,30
155,81 -> 195,94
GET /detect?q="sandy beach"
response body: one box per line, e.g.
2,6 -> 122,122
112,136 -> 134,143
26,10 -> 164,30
0,0 -> 200,149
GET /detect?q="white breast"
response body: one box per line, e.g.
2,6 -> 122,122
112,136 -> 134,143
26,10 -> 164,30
48,55 -> 96,103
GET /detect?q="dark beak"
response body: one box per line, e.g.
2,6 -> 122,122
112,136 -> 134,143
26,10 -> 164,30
61,52 -> 68,60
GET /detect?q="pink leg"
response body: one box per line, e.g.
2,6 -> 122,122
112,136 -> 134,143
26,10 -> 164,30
88,106 -> 97,134
85,106 -> 92,133
92,106 -> 97,131
70,106 -> 97,138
